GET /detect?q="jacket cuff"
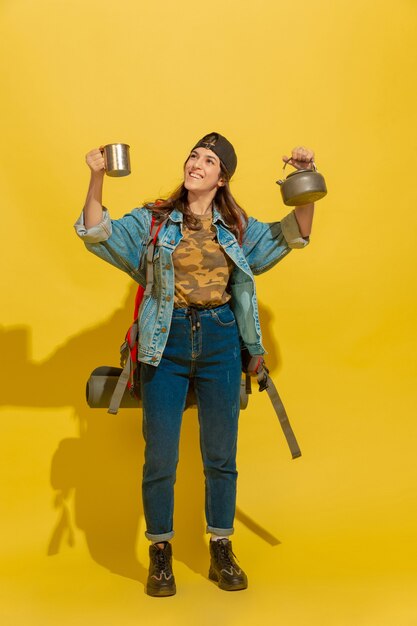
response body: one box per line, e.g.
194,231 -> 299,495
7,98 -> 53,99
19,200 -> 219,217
280,211 -> 310,249
74,207 -> 112,243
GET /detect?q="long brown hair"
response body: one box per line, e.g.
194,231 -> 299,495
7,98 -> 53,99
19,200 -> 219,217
145,162 -> 248,245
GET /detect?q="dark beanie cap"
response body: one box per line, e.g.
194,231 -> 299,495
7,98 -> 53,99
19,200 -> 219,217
191,132 -> 237,177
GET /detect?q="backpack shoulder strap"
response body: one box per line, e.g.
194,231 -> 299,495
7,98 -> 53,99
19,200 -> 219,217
143,215 -> 168,298
107,214 -> 168,415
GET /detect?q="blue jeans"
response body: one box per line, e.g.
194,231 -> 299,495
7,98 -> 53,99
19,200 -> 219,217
140,303 -> 242,542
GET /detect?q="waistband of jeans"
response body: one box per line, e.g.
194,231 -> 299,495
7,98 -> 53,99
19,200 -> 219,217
171,302 -> 231,319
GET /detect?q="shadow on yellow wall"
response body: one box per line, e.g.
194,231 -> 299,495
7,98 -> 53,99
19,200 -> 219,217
2,287 -> 282,587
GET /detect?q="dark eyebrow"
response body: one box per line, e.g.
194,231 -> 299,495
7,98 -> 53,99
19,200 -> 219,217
189,149 -> 219,162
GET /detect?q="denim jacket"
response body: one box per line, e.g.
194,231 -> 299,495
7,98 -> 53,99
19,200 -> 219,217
74,206 -> 308,366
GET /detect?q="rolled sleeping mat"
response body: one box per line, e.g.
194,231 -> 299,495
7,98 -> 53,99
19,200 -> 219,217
86,365 -> 249,410
86,366 -> 139,408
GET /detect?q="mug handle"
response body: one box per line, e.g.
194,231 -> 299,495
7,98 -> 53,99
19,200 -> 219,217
99,146 -> 107,171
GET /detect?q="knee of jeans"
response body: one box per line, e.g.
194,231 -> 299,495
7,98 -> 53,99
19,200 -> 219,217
144,429 -> 180,461
203,462 -> 237,477
202,436 -> 238,465
144,450 -> 179,479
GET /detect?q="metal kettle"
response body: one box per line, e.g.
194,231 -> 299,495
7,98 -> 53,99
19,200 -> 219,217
276,160 -> 327,206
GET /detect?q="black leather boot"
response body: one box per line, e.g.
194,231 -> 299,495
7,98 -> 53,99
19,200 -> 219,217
209,538 -> 248,591
146,542 -> 176,597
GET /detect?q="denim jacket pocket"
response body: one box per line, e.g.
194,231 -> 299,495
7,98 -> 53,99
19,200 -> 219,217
140,295 -> 158,329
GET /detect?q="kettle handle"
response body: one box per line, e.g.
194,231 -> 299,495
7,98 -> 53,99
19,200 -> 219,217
283,157 -> 317,172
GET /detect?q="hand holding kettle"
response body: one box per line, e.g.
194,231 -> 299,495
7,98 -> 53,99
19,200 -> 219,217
277,146 -> 327,206
282,146 -> 315,171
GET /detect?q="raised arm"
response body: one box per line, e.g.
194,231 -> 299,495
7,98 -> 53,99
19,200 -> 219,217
83,148 -> 106,229
282,146 -> 316,238
75,146 -> 152,279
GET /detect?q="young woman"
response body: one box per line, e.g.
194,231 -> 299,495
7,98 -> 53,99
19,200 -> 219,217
75,132 -> 315,596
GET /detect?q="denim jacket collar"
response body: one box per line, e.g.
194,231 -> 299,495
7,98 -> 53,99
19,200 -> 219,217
212,205 -> 229,227
168,208 -> 183,223
168,205 -> 229,228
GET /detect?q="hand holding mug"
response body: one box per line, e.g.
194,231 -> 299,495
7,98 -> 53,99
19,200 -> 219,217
85,143 -> 131,177
85,147 -> 105,175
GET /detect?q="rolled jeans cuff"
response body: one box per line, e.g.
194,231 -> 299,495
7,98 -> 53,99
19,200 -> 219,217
206,525 -> 234,536
145,530 -> 175,542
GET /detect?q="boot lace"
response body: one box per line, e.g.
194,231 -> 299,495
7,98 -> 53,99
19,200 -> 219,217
154,547 -> 170,573
217,540 -> 238,568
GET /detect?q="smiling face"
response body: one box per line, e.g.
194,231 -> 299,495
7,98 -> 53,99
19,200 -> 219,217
183,147 -> 225,195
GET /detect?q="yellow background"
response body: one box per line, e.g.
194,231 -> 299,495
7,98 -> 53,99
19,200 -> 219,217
1,0 -> 417,624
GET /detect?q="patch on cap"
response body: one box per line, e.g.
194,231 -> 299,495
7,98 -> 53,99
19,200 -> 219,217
191,132 -> 237,177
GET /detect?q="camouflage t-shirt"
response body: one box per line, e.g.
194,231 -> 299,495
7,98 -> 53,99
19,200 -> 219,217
173,214 -> 235,308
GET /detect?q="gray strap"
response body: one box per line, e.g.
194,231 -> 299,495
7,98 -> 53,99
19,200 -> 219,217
257,368 -> 302,459
108,358 -> 132,415
109,320 -> 140,414
127,321 -> 138,349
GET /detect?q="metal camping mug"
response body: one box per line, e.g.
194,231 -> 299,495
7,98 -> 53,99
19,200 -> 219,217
276,160 -> 327,206
101,143 -> 131,177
